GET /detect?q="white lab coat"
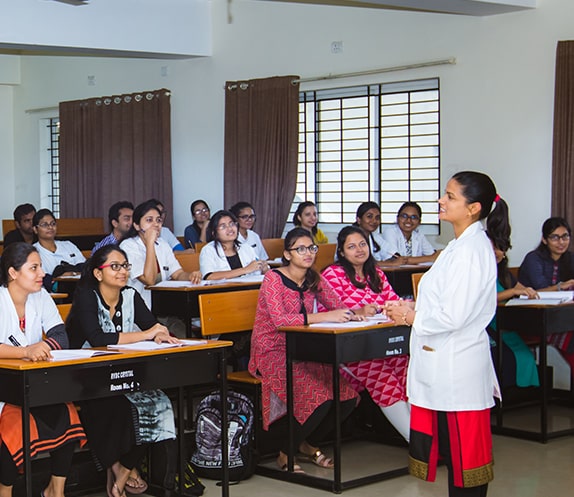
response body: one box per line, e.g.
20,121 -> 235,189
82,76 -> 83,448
199,241 -> 258,277
381,224 -> 436,257
407,221 -> 500,411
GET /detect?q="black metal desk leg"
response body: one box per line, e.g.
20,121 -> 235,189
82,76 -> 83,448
540,334 -> 548,443
332,361 -> 342,493
177,386 -> 185,495
23,384 -> 32,497
219,350 -> 229,497
286,336 -> 295,472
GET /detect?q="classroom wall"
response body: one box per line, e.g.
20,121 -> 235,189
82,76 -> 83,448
3,0 -> 574,264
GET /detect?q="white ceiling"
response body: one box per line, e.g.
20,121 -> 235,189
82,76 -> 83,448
260,0 -> 537,16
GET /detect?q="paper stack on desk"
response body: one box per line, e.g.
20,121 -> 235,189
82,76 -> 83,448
107,339 -> 207,351
506,291 -> 574,306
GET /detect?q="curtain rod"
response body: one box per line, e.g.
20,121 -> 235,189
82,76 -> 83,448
293,57 -> 456,84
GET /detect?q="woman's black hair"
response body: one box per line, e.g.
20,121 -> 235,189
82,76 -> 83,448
282,227 -> 321,293
206,210 -> 241,256
333,226 -> 382,293
121,200 -> 161,242
79,245 -> 129,289
33,208 -> 55,227
354,201 -> 381,254
229,201 -> 254,218
0,243 -> 38,287
397,201 -> 422,218
485,198 -> 513,289
190,199 -> 210,237
292,201 -> 318,236
535,217 -> 573,281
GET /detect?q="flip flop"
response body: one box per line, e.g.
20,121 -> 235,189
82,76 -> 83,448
278,462 -> 305,474
298,449 -> 334,469
125,475 -> 148,495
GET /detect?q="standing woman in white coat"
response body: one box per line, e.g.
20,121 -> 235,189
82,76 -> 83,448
385,171 -> 507,497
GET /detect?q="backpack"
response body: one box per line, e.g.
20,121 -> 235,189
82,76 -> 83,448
190,390 -> 256,482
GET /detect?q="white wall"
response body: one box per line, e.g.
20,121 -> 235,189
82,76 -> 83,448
4,0 -> 574,264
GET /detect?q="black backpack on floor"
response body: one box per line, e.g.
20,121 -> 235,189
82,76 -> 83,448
190,390 -> 256,482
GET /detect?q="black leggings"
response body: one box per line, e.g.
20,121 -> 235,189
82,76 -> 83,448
437,412 -> 488,497
280,399 -> 356,454
0,442 -> 75,487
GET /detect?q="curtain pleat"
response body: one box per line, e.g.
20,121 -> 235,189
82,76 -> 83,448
224,76 -> 299,238
59,89 -> 173,228
552,42 -> 574,224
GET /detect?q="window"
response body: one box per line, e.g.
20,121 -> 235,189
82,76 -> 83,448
292,78 -> 440,231
40,118 -> 61,218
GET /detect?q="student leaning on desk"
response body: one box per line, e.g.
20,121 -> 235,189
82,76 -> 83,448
385,171 -> 507,497
67,245 -> 180,497
0,243 -> 87,497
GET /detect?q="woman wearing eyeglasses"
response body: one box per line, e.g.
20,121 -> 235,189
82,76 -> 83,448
199,210 -> 269,281
229,201 -> 269,261
120,200 -> 202,309
184,199 -> 211,250
381,202 -> 440,264
67,245 -> 179,497
518,217 -> 574,372
249,228 -> 360,472
33,208 -> 86,287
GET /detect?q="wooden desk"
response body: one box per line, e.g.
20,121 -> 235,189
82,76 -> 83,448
150,280 -> 262,337
0,342 -> 232,497
264,322 -> 411,493
495,302 -> 574,442
379,264 -> 431,297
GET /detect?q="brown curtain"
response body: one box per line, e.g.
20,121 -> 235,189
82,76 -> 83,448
552,42 -> 574,223
224,75 -> 299,238
59,89 -> 173,228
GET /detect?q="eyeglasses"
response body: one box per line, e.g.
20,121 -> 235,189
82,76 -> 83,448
237,214 -> 256,221
547,233 -> 571,242
37,221 -> 57,229
194,208 -> 210,215
398,213 -> 420,222
217,222 -> 238,231
288,244 -> 319,255
143,216 -> 164,225
98,262 -> 132,272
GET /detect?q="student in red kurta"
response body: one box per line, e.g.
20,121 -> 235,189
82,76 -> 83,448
321,226 -> 410,441
248,228 -> 359,472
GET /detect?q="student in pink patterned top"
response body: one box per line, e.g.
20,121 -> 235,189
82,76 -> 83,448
322,225 -> 411,441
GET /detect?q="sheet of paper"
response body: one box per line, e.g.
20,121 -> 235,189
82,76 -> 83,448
49,349 -> 119,361
107,341 -> 184,351
365,314 -> 393,323
309,321 -> 376,329
152,280 -> 210,288
179,339 -> 209,346
519,291 -> 574,301
506,298 -> 566,306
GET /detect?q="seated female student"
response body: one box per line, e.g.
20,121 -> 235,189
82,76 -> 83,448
67,245 -> 179,497
0,243 -> 86,497
184,200 -> 211,250
229,201 -> 269,261
518,216 -> 574,369
381,201 -> 440,264
119,200 -> 202,309
292,201 -> 329,245
199,210 -> 269,280
354,202 -> 405,265
249,228 -> 362,472
321,226 -> 410,441
33,208 -> 86,289
486,200 -> 540,388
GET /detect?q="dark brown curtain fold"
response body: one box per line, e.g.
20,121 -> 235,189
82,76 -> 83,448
224,75 -> 299,238
59,89 -> 173,227
552,42 -> 574,223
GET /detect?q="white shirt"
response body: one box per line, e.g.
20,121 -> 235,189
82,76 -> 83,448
407,221 -> 500,411
34,240 -> 86,275
120,236 -> 182,309
199,241 -> 258,277
381,224 -> 436,257
238,230 -> 268,261
0,287 -> 63,415
369,232 -> 396,261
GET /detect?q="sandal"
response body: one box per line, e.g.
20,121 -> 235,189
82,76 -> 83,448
276,455 -> 305,474
298,449 -> 334,469
125,475 -> 148,495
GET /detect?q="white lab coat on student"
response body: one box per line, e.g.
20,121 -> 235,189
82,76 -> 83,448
407,221 -> 500,412
199,241 -> 258,277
